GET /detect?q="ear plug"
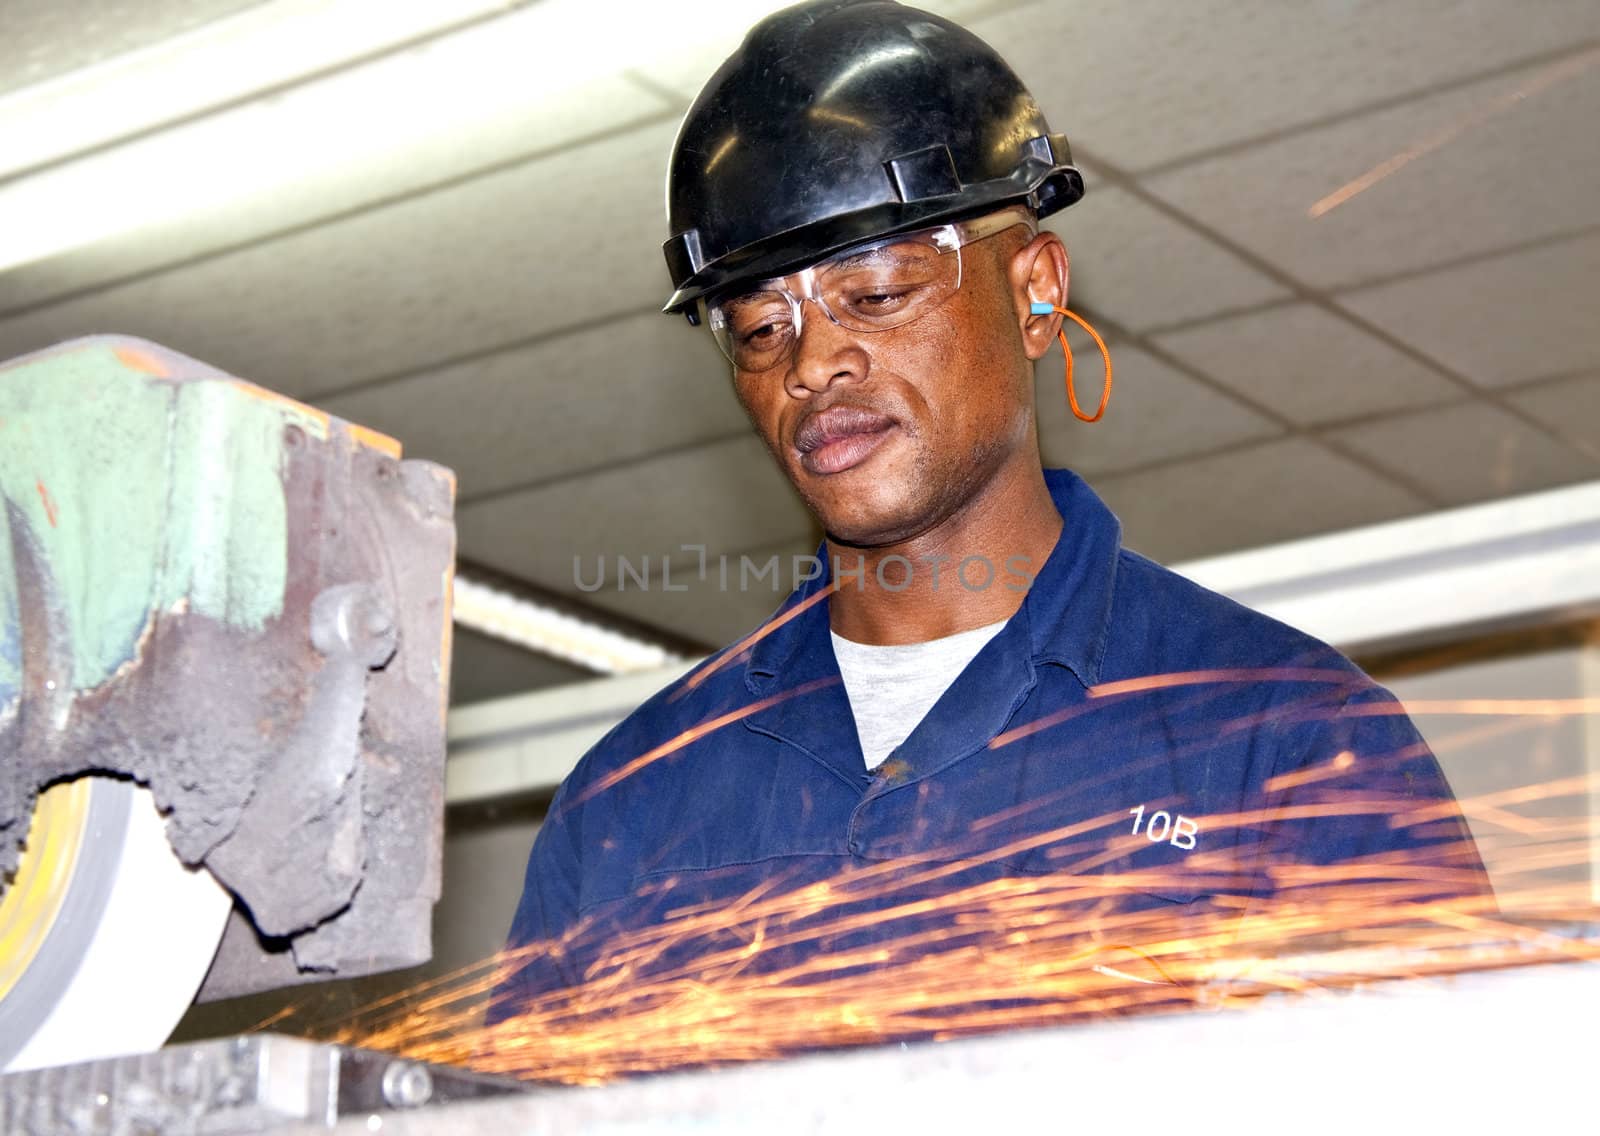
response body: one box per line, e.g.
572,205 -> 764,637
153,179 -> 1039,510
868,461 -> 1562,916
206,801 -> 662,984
1025,302 -> 1113,423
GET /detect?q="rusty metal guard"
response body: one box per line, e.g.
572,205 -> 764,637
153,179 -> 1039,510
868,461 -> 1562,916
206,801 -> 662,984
0,336 -> 457,999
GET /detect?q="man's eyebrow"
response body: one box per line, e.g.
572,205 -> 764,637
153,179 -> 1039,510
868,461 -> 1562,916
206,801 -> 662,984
827,245 -> 921,272
727,245 -> 925,299
723,290 -> 786,312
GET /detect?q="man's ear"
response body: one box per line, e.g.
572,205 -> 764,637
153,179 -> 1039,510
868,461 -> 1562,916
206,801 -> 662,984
1012,232 -> 1070,362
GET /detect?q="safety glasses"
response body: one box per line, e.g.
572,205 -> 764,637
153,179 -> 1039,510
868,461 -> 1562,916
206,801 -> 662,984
700,205 -> 1038,372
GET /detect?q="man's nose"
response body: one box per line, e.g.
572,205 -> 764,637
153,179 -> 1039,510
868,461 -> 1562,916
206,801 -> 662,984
784,298 -> 868,397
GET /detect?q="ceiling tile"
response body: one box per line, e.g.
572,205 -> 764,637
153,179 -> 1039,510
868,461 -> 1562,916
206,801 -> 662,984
0,119 -> 682,400
630,0 -> 1029,101
0,0 -> 260,95
1144,54 -> 1600,289
1036,339 -> 1281,476
1337,232 -> 1600,388
1152,303 -> 1461,426
625,19 -> 760,100
1323,400 -> 1599,504
1504,372 -> 1600,458
975,0 -> 1600,172
321,310 -> 745,500
1090,438 -> 1428,563
457,434 -> 811,593
1045,185 -> 1289,331
1,73 -> 676,313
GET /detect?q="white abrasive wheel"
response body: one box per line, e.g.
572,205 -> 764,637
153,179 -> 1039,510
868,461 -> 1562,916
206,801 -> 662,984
0,775 -> 233,1073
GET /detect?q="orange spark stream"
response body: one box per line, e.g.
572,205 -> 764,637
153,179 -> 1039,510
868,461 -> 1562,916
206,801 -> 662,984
1307,46 -> 1600,219
268,681 -> 1600,1085
674,580 -> 840,698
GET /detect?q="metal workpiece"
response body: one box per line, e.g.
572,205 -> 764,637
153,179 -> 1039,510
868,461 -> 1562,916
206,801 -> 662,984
0,1034 -> 528,1135
2,958 -> 1595,1132
0,335 -> 458,1001
280,958 -> 1592,1134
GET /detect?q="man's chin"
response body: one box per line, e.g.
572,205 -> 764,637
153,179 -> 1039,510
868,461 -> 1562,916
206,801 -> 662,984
810,491 -> 930,550
786,446 -> 936,546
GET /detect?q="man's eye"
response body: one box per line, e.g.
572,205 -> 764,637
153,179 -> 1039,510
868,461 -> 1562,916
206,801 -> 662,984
736,318 -> 790,344
843,286 -> 916,315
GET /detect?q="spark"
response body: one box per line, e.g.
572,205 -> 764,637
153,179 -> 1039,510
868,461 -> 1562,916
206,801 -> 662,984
674,581 -> 838,697
258,671 -> 1600,1085
1088,667 -> 1362,699
1264,749 -> 1357,793
318,817 -> 1589,1082
570,674 -> 838,806
1362,697 -> 1600,719
1308,47 -> 1600,219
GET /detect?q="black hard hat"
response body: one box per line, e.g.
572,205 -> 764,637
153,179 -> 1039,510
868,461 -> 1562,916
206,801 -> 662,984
661,0 -> 1084,322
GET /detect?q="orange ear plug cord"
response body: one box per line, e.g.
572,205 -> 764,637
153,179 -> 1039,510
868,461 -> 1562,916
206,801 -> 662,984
1031,302 -> 1112,423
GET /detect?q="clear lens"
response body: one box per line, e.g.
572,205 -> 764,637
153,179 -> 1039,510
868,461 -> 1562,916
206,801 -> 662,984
819,240 -> 955,329
710,240 -> 959,371
717,290 -> 799,373
704,207 -> 1034,372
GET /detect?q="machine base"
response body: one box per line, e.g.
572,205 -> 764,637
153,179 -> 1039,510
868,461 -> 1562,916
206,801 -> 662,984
0,1034 -> 529,1135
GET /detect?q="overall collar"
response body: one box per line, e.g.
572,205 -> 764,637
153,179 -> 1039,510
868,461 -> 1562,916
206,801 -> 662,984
746,467 -> 1121,695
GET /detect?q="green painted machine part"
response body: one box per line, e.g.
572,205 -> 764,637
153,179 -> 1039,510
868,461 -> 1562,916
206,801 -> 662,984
0,336 -> 457,1001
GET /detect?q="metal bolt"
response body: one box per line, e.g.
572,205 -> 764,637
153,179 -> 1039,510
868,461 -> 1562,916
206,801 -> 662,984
310,583 -> 397,666
380,1061 -> 434,1109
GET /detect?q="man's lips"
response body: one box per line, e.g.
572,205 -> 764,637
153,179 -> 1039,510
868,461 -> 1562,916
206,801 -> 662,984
793,405 -> 898,475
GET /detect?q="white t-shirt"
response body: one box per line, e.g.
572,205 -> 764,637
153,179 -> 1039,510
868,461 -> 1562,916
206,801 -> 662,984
830,619 -> 1009,770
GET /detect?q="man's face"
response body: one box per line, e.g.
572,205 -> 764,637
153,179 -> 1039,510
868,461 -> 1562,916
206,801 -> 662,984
727,218 -> 1055,548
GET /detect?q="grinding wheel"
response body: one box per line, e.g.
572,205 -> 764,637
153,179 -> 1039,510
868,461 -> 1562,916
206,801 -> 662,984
0,776 -> 232,1073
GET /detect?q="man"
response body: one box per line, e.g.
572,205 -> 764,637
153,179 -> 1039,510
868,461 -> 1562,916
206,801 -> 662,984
494,0 -> 1485,1029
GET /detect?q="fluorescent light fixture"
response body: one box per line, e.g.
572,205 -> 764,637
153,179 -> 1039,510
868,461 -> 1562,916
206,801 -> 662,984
453,574 -> 683,675
0,0 -> 793,274
1174,477 -> 1600,652
0,0 -> 511,181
